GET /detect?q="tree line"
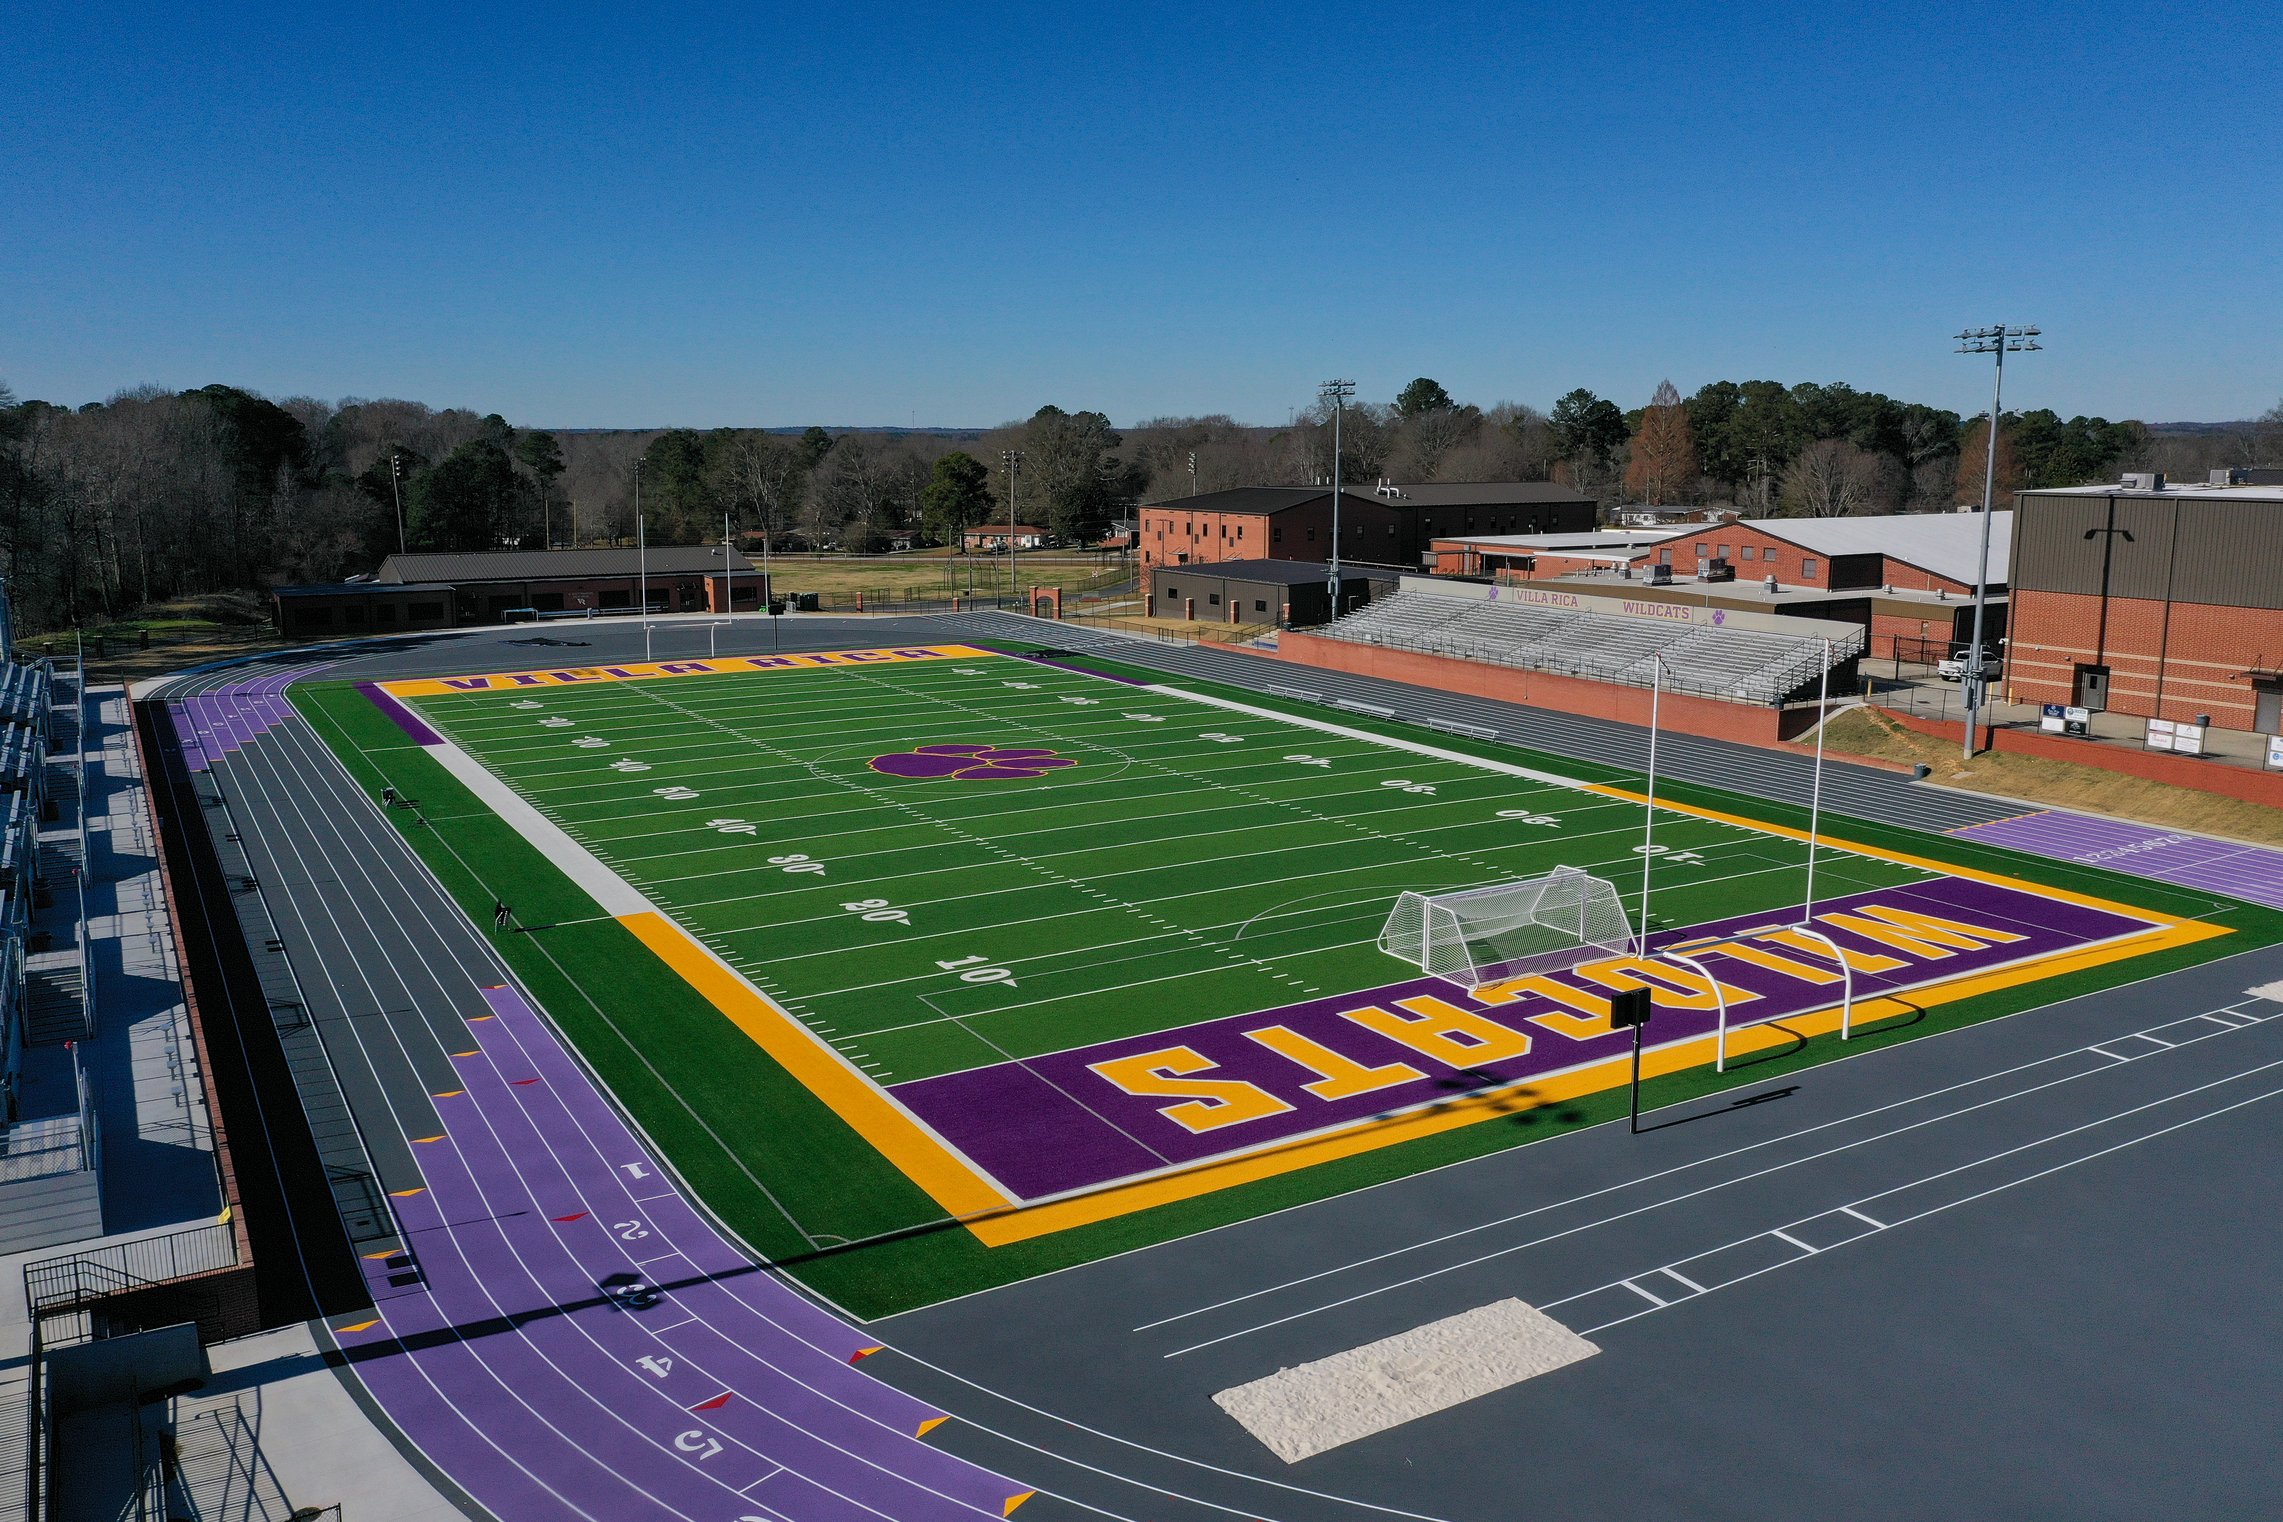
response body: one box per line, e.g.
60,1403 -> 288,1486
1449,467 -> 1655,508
3,373 -> 2275,633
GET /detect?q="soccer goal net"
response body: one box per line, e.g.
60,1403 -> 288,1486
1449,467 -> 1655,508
1378,867 -> 1634,989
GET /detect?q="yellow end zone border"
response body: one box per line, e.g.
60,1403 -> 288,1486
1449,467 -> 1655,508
388,647 -> 2230,1250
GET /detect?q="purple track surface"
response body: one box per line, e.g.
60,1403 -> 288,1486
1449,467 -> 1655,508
175,668 -> 1029,1522
167,664 -> 307,769
1948,809 -> 2283,910
341,984 -> 1024,1522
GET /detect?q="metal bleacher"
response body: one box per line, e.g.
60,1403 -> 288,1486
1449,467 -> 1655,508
1320,585 -> 1862,704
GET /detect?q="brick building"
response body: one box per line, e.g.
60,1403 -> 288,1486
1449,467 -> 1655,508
1463,511 -> 2010,664
375,546 -> 762,623
1140,482 -> 1595,571
2007,471 -> 2283,731
1146,559 -> 1401,626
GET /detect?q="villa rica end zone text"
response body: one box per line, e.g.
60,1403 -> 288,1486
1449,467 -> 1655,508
891,878 -> 2172,1201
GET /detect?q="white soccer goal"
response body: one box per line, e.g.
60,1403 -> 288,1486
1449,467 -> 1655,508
1378,867 -> 1634,989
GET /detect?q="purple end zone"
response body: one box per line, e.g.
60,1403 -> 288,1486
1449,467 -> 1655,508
357,681 -> 444,745
890,876 -> 2163,1201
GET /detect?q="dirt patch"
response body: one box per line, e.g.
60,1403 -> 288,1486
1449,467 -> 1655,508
1819,707 -> 2283,847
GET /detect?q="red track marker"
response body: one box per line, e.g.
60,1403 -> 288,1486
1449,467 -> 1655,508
552,1212 -> 588,1223
512,1078 -> 543,1086
850,1346 -> 884,1363
691,1393 -> 733,1412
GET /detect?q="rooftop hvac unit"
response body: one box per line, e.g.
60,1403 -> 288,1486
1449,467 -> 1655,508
1764,575 -> 1779,591
1649,563 -> 1672,584
2121,472 -> 2164,491
1704,557 -> 1735,583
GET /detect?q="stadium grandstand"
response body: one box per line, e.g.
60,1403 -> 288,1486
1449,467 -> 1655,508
1315,577 -> 1863,704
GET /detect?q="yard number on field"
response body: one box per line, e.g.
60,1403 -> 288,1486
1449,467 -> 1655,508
1382,778 -> 1436,795
539,717 -> 571,728
1198,731 -> 1244,744
709,817 -> 759,836
1284,753 -> 1333,767
653,785 -> 700,801
1123,712 -> 1165,723
938,954 -> 1016,988
1632,843 -> 1706,863
610,759 -> 651,772
842,898 -> 911,925
768,853 -> 826,875
1496,809 -> 1561,827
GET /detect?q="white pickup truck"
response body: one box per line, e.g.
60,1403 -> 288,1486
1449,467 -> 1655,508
1937,651 -> 2001,682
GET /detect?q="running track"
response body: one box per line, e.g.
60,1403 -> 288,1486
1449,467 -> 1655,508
162,666 -> 1037,1522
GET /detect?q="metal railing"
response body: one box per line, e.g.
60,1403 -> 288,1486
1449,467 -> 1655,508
23,1220 -> 241,1325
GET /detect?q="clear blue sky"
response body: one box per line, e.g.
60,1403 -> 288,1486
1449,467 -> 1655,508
5,1 -> 2277,429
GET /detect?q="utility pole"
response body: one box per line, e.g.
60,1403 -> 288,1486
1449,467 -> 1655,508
634,459 -> 649,661
1954,324 -> 2039,758
724,511 -> 734,623
389,451 -> 407,555
1319,379 -> 1354,614
1188,450 -> 1199,499
1002,449 -> 1024,610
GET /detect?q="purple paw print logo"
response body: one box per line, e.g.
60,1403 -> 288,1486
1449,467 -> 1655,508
869,744 -> 1078,781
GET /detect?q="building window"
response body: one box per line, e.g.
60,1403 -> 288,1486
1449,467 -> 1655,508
1717,544 -> 1731,558
1659,549 -> 1672,564
1236,525 -> 1244,540
1164,585 -> 1178,598
1273,527 -> 1283,542
1802,558 -> 1819,579
1741,546 -> 1756,560
1255,599 -> 1268,612
1307,529 -> 1316,541
1208,592 -> 1220,605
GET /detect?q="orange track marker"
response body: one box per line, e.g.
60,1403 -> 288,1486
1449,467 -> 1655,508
412,1135 -> 445,1144
453,1050 -> 479,1058
388,1187 -> 425,1198
432,1089 -> 463,1099
916,1416 -> 948,1438
470,1014 -> 496,1022
1003,1493 -> 1035,1516
849,1346 -> 884,1363
336,1320 -> 379,1334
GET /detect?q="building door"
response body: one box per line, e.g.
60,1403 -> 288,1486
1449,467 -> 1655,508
2255,681 -> 2283,736
2073,664 -> 2111,711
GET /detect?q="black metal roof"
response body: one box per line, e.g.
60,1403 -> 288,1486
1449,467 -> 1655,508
272,581 -> 459,597
1142,488 -> 1382,515
376,547 -> 754,583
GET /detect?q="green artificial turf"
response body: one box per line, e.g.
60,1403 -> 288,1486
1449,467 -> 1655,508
288,642 -> 2281,1318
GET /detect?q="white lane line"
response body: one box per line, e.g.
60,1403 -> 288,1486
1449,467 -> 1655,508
1567,1076 -> 2283,1339
1839,1205 -> 1887,1230
1769,1228 -> 1818,1254
1620,1280 -> 1666,1307
1660,1267 -> 1709,1296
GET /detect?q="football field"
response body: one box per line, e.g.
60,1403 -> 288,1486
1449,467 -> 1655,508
325,639 -> 2216,1257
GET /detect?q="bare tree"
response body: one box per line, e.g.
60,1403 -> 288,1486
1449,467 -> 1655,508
1623,381 -> 1697,505
1781,438 -> 1888,516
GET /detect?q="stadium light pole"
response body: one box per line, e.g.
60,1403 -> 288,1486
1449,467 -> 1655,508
389,451 -> 407,555
1320,379 -> 1354,615
1955,324 -> 2039,760
1002,449 -> 1023,610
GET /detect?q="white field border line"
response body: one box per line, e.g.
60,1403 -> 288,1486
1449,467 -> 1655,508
1148,1000 -> 2279,1355
1553,1058 -> 2283,1339
411,722 -> 1020,1206
880,915 -> 2193,1217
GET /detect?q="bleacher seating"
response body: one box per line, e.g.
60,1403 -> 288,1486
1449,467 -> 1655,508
1318,587 -> 1863,704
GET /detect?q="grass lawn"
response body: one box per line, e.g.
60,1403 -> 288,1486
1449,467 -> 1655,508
291,644 -> 2279,1317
